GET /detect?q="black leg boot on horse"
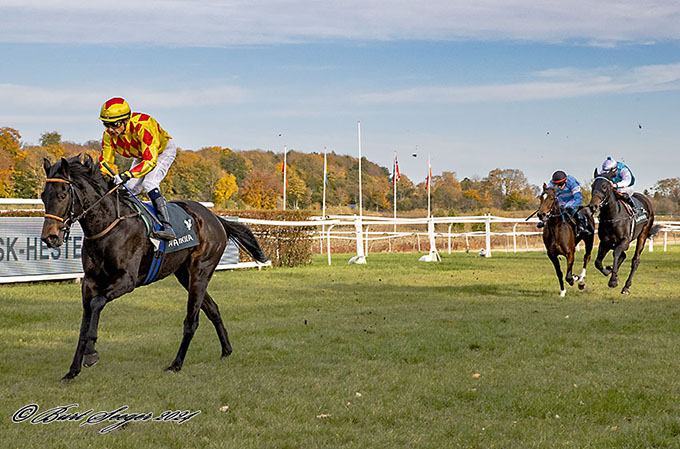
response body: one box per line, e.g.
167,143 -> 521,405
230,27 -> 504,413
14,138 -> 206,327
150,191 -> 177,240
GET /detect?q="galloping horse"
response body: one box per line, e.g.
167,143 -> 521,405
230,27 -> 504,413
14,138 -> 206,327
588,169 -> 660,294
41,155 -> 268,380
537,184 -> 594,296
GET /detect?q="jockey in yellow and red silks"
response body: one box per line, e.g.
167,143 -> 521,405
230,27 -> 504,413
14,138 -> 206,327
98,97 -> 177,240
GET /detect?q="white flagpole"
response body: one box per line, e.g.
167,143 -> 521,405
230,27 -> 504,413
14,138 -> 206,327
283,144 -> 287,211
393,151 -> 397,233
357,121 -> 363,219
427,154 -> 431,219
322,147 -> 327,219
349,121 -> 367,264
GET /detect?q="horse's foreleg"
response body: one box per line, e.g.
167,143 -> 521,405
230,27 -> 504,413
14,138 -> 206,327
201,294 -> 232,358
565,250 -> 576,286
62,299 -> 94,381
578,236 -> 594,290
82,295 -> 107,368
594,244 -> 610,276
167,282 -> 206,372
608,245 -> 626,288
548,252 -> 566,297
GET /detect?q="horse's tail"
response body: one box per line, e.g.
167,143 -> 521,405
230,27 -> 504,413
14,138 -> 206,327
649,224 -> 662,239
218,217 -> 269,263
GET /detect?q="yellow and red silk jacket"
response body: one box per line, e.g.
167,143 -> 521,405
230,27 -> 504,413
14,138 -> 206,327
99,112 -> 172,178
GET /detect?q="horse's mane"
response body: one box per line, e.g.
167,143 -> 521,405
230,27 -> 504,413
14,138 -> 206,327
50,154 -> 127,197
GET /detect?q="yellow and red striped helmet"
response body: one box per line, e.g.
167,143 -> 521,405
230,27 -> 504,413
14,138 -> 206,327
100,97 -> 131,122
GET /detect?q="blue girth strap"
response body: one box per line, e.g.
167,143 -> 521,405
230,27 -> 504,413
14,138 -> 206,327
124,195 -> 168,286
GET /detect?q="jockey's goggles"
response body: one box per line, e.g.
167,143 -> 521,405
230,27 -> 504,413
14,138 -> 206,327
103,120 -> 125,129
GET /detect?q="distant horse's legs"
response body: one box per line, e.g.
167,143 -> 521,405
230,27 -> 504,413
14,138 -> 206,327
622,233 -> 648,294
565,250 -> 576,286
548,252 -> 566,297
578,235 -> 594,290
594,244 -> 611,277
608,244 -> 626,288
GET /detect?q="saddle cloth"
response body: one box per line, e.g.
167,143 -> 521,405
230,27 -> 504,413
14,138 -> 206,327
619,196 -> 648,224
124,198 -> 199,254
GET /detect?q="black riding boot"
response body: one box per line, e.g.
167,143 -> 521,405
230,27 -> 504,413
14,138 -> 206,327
622,194 -> 637,215
151,196 -> 177,240
537,221 -> 545,229
575,211 -> 592,236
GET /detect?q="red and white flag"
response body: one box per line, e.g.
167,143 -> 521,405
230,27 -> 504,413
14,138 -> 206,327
425,163 -> 432,190
393,154 -> 401,185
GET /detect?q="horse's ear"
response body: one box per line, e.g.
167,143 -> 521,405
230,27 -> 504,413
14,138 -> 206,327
593,168 -> 598,178
83,154 -> 96,175
43,158 -> 51,176
60,158 -> 70,179
542,182 -> 547,191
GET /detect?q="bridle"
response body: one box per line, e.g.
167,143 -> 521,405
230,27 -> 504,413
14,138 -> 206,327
591,176 -> 612,209
44,177 -> 123,240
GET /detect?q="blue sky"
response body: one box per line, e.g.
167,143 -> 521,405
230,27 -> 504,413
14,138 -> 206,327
1,1 -> 680,191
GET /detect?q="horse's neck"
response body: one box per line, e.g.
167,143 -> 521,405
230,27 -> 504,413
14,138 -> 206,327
75,183 -> 131,236
601,190 -> 623,218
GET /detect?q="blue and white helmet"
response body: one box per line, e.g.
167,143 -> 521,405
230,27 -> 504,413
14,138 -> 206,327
601,157 -> 617,172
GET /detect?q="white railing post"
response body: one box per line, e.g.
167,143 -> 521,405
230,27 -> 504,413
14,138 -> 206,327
485,214 -> 491,257
348,216 -> 367,264
512,223 -> 518,253
448,223 -> 453,254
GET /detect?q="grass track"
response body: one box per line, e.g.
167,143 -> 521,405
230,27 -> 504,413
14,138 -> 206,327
1,248 -> 680,448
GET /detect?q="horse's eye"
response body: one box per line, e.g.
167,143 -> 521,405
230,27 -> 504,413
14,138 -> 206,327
58,192 -> 67,200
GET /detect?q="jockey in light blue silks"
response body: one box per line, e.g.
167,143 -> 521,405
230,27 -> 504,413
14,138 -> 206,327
598,157 -> 637,213
537,170 -> 592,236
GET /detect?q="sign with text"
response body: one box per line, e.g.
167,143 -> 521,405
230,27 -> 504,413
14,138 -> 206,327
0,217 -> 238,283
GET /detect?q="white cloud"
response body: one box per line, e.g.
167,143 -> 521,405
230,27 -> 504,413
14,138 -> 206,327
1,0 -> 680,45
353,63 -> 680,104
0,84 -> 249,110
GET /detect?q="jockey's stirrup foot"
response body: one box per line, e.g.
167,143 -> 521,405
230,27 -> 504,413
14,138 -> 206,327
151,196 -> 177,240
536,221 -> 545,228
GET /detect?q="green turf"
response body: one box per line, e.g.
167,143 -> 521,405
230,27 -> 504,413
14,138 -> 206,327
1,248 -> 679,448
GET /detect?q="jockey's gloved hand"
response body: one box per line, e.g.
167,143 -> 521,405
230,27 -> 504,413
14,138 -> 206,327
113,171 -> 132,185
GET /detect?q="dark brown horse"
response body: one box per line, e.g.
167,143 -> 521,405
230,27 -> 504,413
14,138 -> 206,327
537,184 -> 595,297
40,155 -> 268,380
588,170 -> 660,294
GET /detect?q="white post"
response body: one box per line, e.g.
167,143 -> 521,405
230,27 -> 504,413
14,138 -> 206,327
393,151 -> 397,233
348,216 -> 367,264
649,237 -> 653,252
282,144 -> 287,211
427,154 -> 431,219
448,223 -> 452,254
512,223 -> 518,253
664,231 -> 668,252
485,213 -> 491,257
357,121 -> 363,220
322,147 -> 327,254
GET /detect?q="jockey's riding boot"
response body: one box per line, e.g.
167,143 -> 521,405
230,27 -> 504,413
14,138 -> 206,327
151,196 -> 177,240
622,194 -> 637,215
578,213 -> 592,236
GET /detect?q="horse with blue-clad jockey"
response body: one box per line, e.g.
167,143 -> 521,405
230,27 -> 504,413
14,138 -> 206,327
537,170 -> 595,296
589,157 -> 661,295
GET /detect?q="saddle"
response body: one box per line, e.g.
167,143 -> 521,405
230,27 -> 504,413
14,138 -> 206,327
123,198 -> 200,285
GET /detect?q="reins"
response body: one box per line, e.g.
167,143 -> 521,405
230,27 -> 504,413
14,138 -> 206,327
44,177 -> 137,240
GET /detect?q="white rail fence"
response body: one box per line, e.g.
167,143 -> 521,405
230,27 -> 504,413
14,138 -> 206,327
238,214 -> 680,265
3,199 -> 679,267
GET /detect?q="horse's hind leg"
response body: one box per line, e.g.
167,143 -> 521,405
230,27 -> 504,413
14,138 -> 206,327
622,236 -> 647,295
174,266 -> 230,358
201,294 -> 232,358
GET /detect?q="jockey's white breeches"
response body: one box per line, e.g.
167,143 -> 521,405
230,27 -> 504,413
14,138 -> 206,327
126,140 -> 177,195
615,185 -> 634,198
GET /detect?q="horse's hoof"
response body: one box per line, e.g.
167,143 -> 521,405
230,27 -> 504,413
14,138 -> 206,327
221,350 -> 232,358
83,352 -> 99,368
621,287 -> 630,295
164,364 -> 182,372
61,371 -> 79,382
578,283 -> 585,290
559,290 -> 566,297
